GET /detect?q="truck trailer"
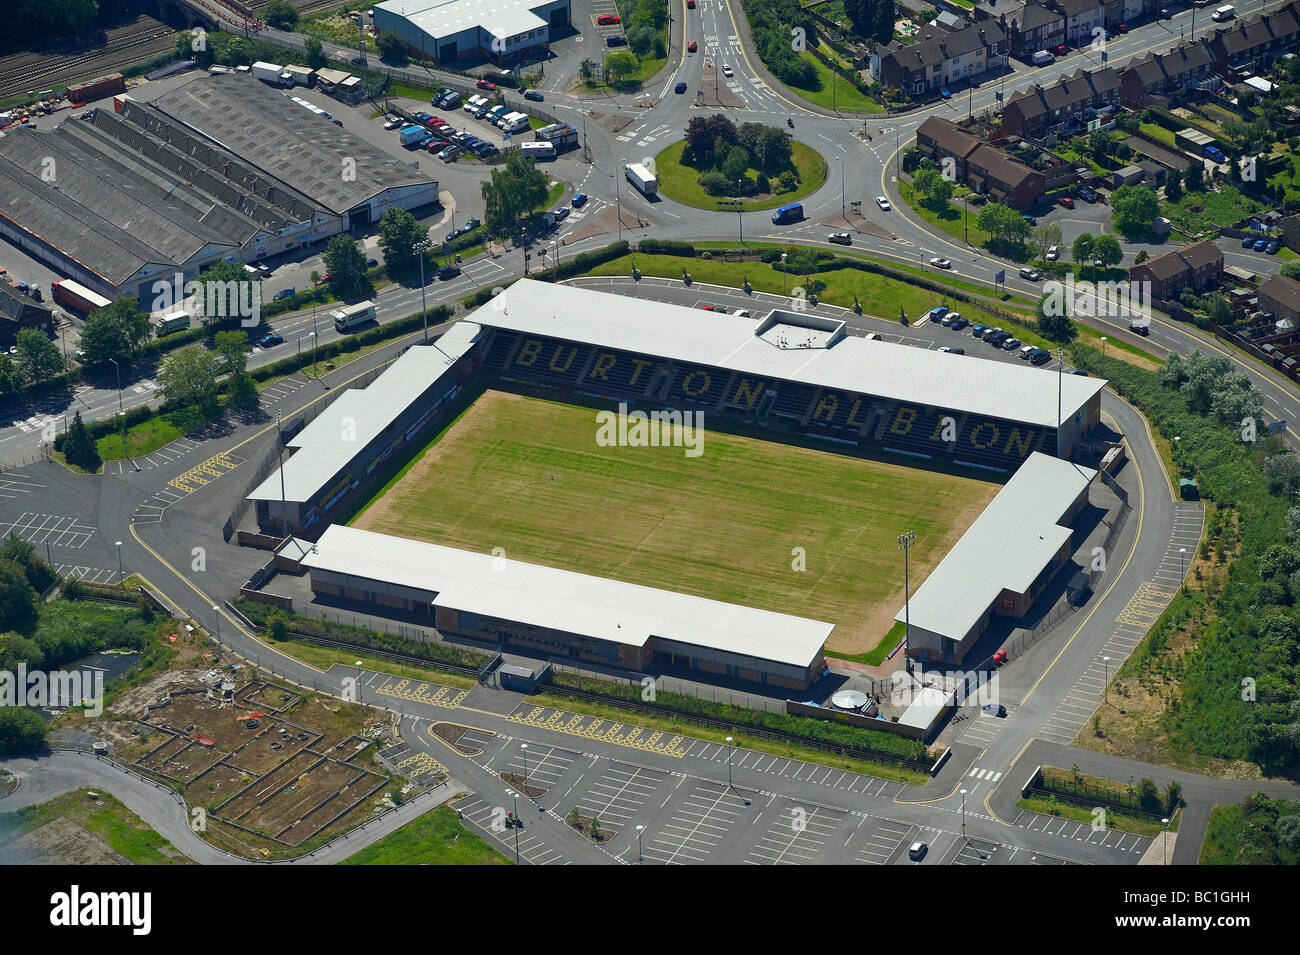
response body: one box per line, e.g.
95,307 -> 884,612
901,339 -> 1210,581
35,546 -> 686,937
251,61 -> 286,84
625,162 -> 658,196
51,279 -> 111,315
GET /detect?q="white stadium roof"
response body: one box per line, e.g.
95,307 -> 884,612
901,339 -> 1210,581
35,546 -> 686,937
304,525 -> 834,668
472,281 -> 1105,429
247,322 -> 482,504
894,452 -> 1096,641
376,0 -> 549,41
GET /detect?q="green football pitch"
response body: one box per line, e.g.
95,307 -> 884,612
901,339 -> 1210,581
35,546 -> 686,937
352,390 -> 998,653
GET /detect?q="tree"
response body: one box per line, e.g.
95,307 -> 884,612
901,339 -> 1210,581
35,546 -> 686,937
378,207 -> 430,273
870,0 -> 895,43
1093,233 -> 1123,268
375,30 -> 406,62
263,0 -> 299,30
1164,168 -> 1182,201
976,203 -> 1030,244
190,259 -> 251,328
213,331 -> 250,380
0,557 -> 38,635
63,410 -> 100,472
1037,294 -> 1077,343
1280,261 -> 1300,280
913,167 -> 954,212
1072,232 -> 1095,265
1,532 -> 55,595
0,355 -> 21,395
14,328 -> 64,385
0,707 -> 46,756
1264,453 -> 1300,495
78,298 -> 150,366
481,149 -> 549,239
304,36 -> 326,70
843,0 -> 872,37
627,22 -> 655,58
1183,160 -> 1204,192
1032,222 -> 1063,261
684,114 -> 738,167
1110,185 -> 1159,237
157,345 -> 220,411
324,235 -> 369,299
605,51 -> 638,84
721,145 -> 751,183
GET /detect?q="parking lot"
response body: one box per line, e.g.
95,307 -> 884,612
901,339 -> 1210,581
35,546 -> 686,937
642,780 -> 752,864
454,794 -> 571,865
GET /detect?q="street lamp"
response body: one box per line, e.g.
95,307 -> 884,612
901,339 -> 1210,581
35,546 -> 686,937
507,789 -> 520,864
636,823 -> 644,863
520,743 -> 529,792
414,238 -> 432,342
212,605 -> 221,642
1179,547 -> 1187,581
780,253 -> 788,301
898,531 -> 915,672
725,735 -> 735,789
107,357 -> 123,412
836,156 -> 846,219
1162,817 -> 1170,864
115,540 -> 123,582
1056,348 -> 1065,457
959,787 -> 967,840
1103,656 -> 1110,701
1100,335 -> 1107,382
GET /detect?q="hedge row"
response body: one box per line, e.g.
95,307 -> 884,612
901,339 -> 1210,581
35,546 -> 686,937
638,239 -> 697,257
549,670 -> 927,760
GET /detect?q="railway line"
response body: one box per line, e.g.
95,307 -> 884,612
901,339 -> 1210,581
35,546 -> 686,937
0,17 -> 175,101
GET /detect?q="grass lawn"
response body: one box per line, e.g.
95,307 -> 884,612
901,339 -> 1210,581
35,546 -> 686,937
826,619 -> 904,666
783,52 -> 884,114
1139,123 -> 1177,148
96,415 -> 182,460
279,640 -> 476,689
653,139 -> 827,212
340,804 -> 511,864
524,691 -> 930,783
588,252 -> 1044,342
1160,185 -> 1269,234
0,789 -> 194,864
351,389 -> 998,654
898,179 -> 991,249
1200,797 -> 1300,864
1016,794 -> 1175,839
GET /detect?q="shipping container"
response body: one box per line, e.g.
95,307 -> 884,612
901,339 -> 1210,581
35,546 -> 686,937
67,73 -> 125,105
51,279 -> 112,314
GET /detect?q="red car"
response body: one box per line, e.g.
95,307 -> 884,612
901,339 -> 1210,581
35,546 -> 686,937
688,40 -> 697,52
993,649 -> 1008,665
687,0 -> 695,7
314,274 -> 330,286
596,13 -> 620,24
475,79 -> 496,91
1057,196 -> 1075,208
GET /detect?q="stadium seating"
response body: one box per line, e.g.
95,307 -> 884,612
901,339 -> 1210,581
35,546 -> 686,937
482,329 -> 520,369
806,389 -> 880,434
666,363 -> 730,408
580,348 -> 661,398
498,335 -> 592,386
770,382 -> 819,421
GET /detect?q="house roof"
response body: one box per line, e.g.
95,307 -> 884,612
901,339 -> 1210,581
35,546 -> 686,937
917,116 -> 981,158
1007,67 -> 1119,121
967,142 -> 1039,187
1214,3 -> 1300,56
1132,239 -> 1222,281
1260,275 -> 1300,315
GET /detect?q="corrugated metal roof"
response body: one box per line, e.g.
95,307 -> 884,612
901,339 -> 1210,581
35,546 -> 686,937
248,323 -> 483,504
894,452 -> 1095,641
304,525 -> 834,667
151,74 -> 437,216
472,280 -> 1105,428
376,0 -> 550,41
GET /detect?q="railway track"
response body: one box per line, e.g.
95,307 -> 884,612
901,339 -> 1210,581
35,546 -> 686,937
0,21 -> 176,100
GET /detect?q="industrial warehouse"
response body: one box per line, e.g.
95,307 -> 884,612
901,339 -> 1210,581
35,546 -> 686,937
373,0 -> 572,65
243,282 -> 1108,688
0,72 -> 438,304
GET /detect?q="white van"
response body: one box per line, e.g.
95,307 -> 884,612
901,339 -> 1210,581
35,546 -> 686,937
1211,4 -> 1235,19
1032,50 -> 1055,66
520,141 -> 556,160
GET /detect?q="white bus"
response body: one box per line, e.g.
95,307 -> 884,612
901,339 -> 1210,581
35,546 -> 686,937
332,300 -> 376,332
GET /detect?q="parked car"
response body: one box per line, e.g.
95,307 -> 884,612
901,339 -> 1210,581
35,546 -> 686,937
949,315 -> 968,331
938,346 -> 965,354
1242,235 -> 1257,248
828,231 -> 852,245
272,288 -> 296,301
675,81 -> 688,93
476,78 -> 496,91
524,90 -> 544,102
439,145 -> 461,161
993,649 -> 1008,665
1002,337 -> 1022,350
1057,196 -> 1075,208
876,195 -> 891,210
940,87 -> 951,98
314,274 -> 330,285
597,13 -> 620,23
554,207 -> 569,221
1022,213 -> 1037,226
928,305 -> 949,321
571,193 -> 589,208
607,35 -> 627,46
1254,239 -> 1268,252
971,324 -> 989,338
383,117 -> 402,130
688,40 -> 697,52
1030,349 -> 1051,365
1046,245 -> 1059,261
909,842 -> 928,861
1078,187 -> 1097,203
943,311 -> 961,326
1266,240 -> 1279,255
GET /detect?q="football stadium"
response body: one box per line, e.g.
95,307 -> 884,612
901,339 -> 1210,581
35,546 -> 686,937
248,281 -> 1105,690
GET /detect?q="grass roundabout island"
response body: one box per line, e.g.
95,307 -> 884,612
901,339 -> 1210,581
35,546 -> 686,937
652,131 -> 828,212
